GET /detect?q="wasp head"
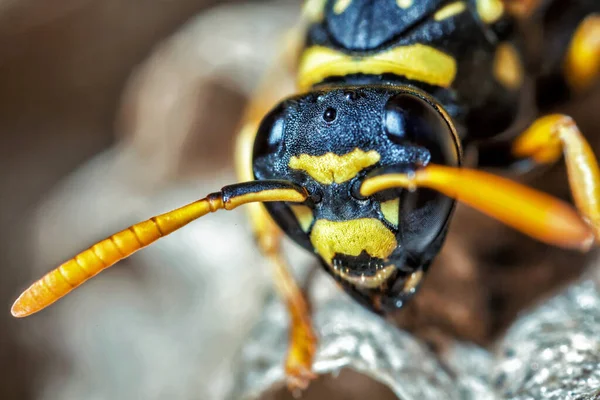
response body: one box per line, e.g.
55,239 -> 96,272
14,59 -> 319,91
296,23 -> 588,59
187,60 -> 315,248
252,86 -> 461,313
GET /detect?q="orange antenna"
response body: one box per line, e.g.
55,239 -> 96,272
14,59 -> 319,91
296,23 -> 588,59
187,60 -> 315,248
11,180 -> 307,318
361,164 -> 595,251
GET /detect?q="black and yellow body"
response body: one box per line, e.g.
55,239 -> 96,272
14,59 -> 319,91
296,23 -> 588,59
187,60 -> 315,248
10,0 -> 600,392
299,0 -> 521,139
251,0 -> 600,313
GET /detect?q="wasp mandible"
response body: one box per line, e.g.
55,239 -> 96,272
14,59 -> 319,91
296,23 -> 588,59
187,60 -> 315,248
11,0 -> 600,391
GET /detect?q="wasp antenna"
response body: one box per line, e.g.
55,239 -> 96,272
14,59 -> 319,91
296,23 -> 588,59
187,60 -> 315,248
360,165 -> 594,251
11,180 -> 307,318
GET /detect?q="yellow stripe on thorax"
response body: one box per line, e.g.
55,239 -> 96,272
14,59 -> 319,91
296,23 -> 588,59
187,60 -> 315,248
298,44 -> 458,90
476,0 -> 504,24
434,1 -> 467,21
564,14 -> 600,92
289,148 -> 381,184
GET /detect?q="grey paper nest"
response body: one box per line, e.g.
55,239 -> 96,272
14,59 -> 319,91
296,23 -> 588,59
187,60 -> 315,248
231,274 -> 600,400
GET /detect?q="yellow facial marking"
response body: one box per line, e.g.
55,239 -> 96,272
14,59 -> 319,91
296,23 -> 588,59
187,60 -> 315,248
493,42 -> 524,90
396,0 -> 413,9
380,198 -> 400,227
298,45 -> 458,90
403,270 -> 423,294
332,265 -> 397,289
290,205 -> 314,232
334,0 -> 352,14
434,1 -> 467,21
289,148 -> 381,185
564,14 -> 600,92
310,218 -> 398,266
303,0 -> 328,22
476,0 -> 504,24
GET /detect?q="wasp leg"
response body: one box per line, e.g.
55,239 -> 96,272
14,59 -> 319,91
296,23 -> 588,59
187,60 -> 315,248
238,141 -> 318,390
233,26 -> 317,391
564,14 -> 600,92
263,231 -> 318,391
237,126 -> 318,391
512,114 -> 600,239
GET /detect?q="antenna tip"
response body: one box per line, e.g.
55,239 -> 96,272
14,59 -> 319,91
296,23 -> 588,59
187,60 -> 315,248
11,292 -> 34,318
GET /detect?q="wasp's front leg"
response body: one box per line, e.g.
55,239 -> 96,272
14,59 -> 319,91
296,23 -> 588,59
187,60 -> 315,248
255,217 -> 318,391
237,137 -> 317,390
237,124 -> 318,390
233,24 -> 318,390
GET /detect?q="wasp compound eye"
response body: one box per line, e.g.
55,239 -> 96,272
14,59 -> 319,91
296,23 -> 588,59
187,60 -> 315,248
383,94 -> 459,256
253,103 -> 286,159
384,93 -> 459,167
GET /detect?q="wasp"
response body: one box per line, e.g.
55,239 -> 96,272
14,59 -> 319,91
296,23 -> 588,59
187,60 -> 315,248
11,0 -> 600,392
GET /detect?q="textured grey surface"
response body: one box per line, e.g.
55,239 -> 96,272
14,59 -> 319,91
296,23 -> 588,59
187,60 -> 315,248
493,279 -> 600,400
231,274 -> 600,400
230,278 -> 476,400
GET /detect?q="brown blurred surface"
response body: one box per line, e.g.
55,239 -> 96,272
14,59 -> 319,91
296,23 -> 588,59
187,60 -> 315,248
0,1 -> 234,398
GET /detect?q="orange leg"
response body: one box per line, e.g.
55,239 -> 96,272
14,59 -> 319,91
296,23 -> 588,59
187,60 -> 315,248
564,14 -> 600,92
238,127 -> 317,390
237,120 -> 318,391
257,225 -> 318,391
513,114 -> 600,239
233,25 -> 317,391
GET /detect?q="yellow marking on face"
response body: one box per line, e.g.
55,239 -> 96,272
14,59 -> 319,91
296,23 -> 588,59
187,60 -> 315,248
289,148 -> 381,185
403,270 -> 423,294
476,0 -> 504,24
303,0 -> 328,21
380,198 -> 400,227
434,1 -> 467,21
290,205 -> 314,232
332,265 -> 397,289
493,42 -> 524,90
564,14 -> 600,92
310,218 -> 398,266
334,0 -> 352,14
298,45 -> 457,90
396,0 -> 413,9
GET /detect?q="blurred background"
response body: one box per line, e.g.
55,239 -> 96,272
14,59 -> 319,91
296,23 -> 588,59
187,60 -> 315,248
0,1 -> 599,399
0,1 -> 254,398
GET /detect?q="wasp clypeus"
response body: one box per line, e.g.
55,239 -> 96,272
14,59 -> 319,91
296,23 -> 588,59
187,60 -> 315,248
11,0 -> 600,391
